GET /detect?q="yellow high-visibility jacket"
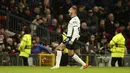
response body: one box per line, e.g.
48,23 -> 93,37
110,33 -> 125,58
18,34 -> 32,57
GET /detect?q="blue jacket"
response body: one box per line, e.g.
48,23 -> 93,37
31,44 -> 52,54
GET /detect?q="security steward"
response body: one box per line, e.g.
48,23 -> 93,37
109,28 -> 126,67
18,27 -> 32,66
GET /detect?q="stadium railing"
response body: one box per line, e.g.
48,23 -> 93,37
0,54 -> 130,67
0,10 -> 50,44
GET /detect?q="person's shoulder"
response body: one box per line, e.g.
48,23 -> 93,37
23,34 -> 31,38
71,16 -> 80,22
73,16 -> 80,20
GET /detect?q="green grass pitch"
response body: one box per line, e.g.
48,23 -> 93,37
0,66 -> 130,73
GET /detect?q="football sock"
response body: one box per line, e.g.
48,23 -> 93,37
55,50 -> 62,67
72,54 -> 86,66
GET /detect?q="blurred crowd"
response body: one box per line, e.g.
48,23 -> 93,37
0,0 -> 130,56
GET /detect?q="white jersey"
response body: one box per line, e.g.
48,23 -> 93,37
67,16 -> 80,42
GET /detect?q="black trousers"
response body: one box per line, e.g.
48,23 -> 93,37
21,56 -> 28,66
111,57 -> 123,67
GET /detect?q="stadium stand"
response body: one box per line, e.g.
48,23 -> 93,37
0,0 -> 130,66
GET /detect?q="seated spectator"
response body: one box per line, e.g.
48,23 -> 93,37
77,5 -> 87,21
93,6 -> 104,19
97,19 -> 106,38
86,35 -> 98,66
32,7 -> 41,19
46,14 -> 53,25
0,46 -> 3,55
22,7 -> 32,21
62,0 -> 73,15
87,35 -> 98,54
48,18 -> 58,31
79,22 -> 90,43
57,14 -> 67,30
5,38 -> 16,54
112,0 -> 125,24
86,9 -> 99,34
2,51 -> 10,66
125,22 -> 130,54
99,35 -> 110,55
41,17 -> 48,27
17,2 -> 25,17
0,33 -> 5,49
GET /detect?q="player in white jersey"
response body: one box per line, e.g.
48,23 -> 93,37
51,5 -> 88,69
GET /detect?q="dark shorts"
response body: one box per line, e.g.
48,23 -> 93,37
63,37 -> 80,50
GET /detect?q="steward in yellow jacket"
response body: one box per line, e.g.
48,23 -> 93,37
18,27 -> 32,66
110,28 -> 126,67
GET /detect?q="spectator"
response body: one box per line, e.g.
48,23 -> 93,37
5,38 -> 16,54
79,22 -> 90,43
93,6 -> 105,19
124,0 -> 130,24
41,17 -> 48,27
57,14 -> 67,31
32,36 -> 52,54
32,7 -> 41,19
0,0 -> 8,11
86,9 -> 99,34
97,19 -> 106,37
86,35 -> 98,65
0,46 -> 3,55
44,8 -> 51,16
2,51 -> 10,66
46,14 -> 52,25
112,0 -> 125,24
87,35 -> 98,54
8,0 -> 16,13
31,44 -> 52,54
35,36 -> 40,44
0,33 -> 5,49
125,22 -> 130,54
17,2 -> 25,17
48,18 -> 58,31
105,13 -> 115,36
22,7 -> 32,21
62,0 -> 73,15
77,5 -> 87,22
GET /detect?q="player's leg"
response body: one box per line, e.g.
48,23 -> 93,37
68,49 -> 88,69
51,43 -> 65,69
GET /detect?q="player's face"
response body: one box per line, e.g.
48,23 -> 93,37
68,7 -> 74,16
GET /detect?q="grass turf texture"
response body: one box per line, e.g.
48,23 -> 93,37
0,66 -> 130,73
